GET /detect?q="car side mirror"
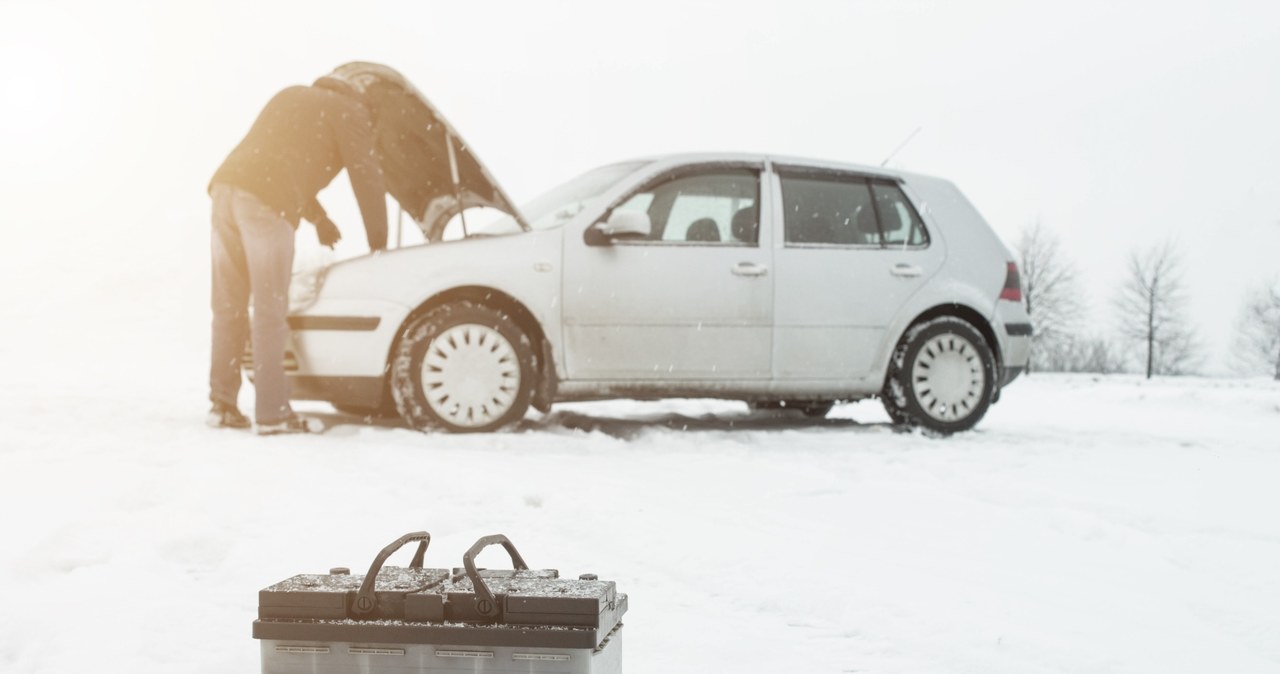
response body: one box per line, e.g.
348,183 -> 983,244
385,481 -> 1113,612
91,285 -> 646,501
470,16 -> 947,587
586,211 -> 651,245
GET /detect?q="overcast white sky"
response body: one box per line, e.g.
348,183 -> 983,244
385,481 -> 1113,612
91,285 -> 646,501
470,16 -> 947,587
1,0 -> 1277,373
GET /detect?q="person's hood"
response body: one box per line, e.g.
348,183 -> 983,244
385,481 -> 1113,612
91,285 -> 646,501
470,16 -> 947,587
326,62 -> 526,241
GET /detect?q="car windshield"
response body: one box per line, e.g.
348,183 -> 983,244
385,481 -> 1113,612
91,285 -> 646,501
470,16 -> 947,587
475,161 -> 648,235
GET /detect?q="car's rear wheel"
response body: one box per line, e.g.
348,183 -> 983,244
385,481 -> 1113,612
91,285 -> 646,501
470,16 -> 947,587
390,302 -> 534,433
878,383 -> 911,425
884,316 -> 995,434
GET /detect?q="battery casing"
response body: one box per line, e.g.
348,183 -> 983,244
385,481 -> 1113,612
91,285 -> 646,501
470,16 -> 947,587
254,533 -> 627,673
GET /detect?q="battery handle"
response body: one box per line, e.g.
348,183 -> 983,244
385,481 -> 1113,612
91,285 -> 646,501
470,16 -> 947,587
462,534 -> 529,618
352,531 -> 432,616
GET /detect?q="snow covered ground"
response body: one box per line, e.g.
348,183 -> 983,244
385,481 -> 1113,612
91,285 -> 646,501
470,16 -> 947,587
1,230 -> 1278,672
5,4 -> 1280,671
2,278 -> 1278,674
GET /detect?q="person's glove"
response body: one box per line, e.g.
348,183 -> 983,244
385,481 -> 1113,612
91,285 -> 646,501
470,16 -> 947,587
314,217 -> 342,248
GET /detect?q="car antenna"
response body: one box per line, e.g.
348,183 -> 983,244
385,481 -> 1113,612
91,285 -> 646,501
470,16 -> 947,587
881,126 -> 922,167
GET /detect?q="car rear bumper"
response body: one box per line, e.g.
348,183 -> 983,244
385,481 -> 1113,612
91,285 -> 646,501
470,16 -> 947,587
999,364 -> 1025,387
992,298 -> 1032,386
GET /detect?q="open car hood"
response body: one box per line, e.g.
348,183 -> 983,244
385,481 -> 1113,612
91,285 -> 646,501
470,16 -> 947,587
329,62 -> 526,241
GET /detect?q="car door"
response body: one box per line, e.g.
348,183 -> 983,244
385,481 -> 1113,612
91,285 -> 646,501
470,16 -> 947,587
560,165 -> 773,381
770,166 -> 944,381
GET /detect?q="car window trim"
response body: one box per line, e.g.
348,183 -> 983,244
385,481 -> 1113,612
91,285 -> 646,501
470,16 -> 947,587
773,163 -> 891,182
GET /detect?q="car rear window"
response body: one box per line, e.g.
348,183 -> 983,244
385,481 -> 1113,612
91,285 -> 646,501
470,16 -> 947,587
779,170 -> 928,247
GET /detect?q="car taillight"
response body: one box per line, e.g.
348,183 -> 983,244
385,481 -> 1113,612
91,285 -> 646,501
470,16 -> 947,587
999,261 -> 1022,302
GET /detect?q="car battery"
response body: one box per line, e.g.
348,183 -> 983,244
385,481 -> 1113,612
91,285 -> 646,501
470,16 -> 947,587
254,531 -> 627,673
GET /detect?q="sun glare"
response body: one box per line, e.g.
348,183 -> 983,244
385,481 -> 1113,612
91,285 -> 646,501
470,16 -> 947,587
0,5 -> 102,182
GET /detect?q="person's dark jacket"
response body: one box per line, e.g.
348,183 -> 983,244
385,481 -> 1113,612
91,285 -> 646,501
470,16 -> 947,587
209,84 -> 387,250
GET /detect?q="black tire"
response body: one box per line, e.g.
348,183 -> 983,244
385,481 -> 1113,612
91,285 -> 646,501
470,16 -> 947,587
884,316 -> 996,434
390,301 -> 535,433
748,400 -> 836,418
879,382 -> 911,425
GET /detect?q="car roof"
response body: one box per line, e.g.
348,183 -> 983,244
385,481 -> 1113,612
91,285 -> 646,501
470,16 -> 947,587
627,152 -> 922,182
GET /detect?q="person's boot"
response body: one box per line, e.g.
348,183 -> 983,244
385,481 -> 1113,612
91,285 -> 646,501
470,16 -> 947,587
207,401 -> 251,429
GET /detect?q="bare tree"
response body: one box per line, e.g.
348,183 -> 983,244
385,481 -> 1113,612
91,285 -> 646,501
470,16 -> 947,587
1113,241 -> 1200,378
1231,281 -> 1280,380
1016,221 -> 1082,372
1039,333 -> 1127,374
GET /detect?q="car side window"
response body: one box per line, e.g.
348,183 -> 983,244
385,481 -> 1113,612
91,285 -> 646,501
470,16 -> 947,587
872,181 -> 929,246
780,174 -> 878,245
780,171 -> 929,248
613,169 -> 760,245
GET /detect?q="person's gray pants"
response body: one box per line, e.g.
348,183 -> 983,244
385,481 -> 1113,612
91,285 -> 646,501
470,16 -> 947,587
209,183 -> 296,424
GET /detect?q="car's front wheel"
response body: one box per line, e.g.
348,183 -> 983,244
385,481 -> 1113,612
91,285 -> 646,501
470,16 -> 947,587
884,316 -> 995,434
390,302 -> 534,433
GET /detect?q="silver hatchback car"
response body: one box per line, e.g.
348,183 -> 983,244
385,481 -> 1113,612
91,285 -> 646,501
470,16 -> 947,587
275,63 -> 1032,434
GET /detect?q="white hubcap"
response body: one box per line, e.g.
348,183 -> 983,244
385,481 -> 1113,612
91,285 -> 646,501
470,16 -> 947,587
910,333 -> 985,422
421,324 -> 520,427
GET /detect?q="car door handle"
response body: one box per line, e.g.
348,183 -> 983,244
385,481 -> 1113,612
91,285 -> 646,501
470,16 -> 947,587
890,263 -> 923,278
732,262 -> 769,277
